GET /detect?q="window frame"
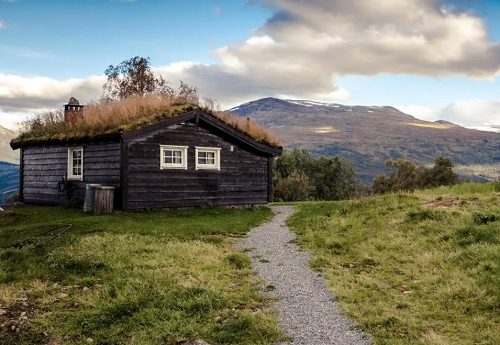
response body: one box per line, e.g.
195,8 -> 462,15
160,145 -> 188,170
67,147 -> 84,181
195,146 -> 221,171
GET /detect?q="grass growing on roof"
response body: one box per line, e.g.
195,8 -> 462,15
0,205 -> 285,345
286,181 -> 500,345
12,93 -> 281,147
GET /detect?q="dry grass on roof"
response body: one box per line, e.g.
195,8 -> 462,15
12,94 -> 281,148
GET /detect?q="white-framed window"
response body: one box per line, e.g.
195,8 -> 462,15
68,147 -> 83,181
195,147 -> 221,170
160,145 -> 188,170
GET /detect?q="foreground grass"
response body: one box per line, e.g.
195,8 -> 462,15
0,206 -> 283,345
287,182 -> 500,345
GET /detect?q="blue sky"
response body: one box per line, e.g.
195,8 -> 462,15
1,0 -> 500,131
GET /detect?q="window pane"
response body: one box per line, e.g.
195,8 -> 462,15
207,152 -> 215,159
173,157 -> 182,164
199,152 -> 206,158
198,158 -> 205,164
165,157 -> 172,164
74,151 -> 81,159
173,150 -> 182,158
208,158 -> 215,165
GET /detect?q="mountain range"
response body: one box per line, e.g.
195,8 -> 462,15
0,100 -> 499,191
230,98 -> 500,184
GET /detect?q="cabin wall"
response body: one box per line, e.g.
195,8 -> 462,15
125,121 -> 269,209
22,142 -> 121,205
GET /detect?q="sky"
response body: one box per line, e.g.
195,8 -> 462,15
0,0 -> 500,132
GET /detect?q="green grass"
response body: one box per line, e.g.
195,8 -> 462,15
287,182 -> 500,345
0,206 -> 285,345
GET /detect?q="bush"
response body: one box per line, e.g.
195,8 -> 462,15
273,148 -> 359,201
274,172 -> 311,202
3,191 -> 20,206
372,156 -> 460,194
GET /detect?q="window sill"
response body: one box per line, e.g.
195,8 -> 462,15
160,166 -> 187,170
196,166 -> 220,171
67,176 -> 83,181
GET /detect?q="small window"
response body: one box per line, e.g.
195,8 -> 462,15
160,145 -> 188,170
195,147 -> 221,170
68,147 -> 83,181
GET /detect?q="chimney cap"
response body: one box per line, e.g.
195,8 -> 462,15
65,97 -> 81,106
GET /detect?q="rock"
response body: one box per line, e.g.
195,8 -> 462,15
20,312 -> 26,317
86,338 -> 94,343
83,287 -> 90,292
402,290 -> 413,295
175,340 -> 212,345
57,293 -> 68,299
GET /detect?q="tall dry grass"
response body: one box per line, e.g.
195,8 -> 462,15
15,93 -> 281,147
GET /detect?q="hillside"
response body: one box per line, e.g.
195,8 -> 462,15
0,162 -> 19,204
0,125 -> 19,164
230,98 -> 500,183
287,183 -> 500,344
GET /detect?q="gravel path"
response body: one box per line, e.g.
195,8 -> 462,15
240,206 -> 372,345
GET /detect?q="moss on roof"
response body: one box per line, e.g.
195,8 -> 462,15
11,99 -> 281,148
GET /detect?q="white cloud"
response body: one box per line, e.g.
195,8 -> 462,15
155,0 -> 500,103
397,100 -> 500,132
0,111 -> 32,131
0,73 -> 105,113
1,0 -> 500,128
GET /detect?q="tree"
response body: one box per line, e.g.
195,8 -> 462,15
273,148 -> 359,201
372,156 -> 460,194
102,56 -> 198,103
419,156 -> 459,188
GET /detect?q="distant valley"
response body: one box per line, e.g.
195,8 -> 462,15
0,125 -> 19,201
230,98 -> 500,184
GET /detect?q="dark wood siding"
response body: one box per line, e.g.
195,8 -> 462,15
22,142 -> 121,205
125,121 -> 269,209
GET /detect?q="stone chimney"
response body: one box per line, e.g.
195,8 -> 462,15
64,97 -> 84,126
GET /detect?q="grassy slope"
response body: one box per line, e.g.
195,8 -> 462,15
286,182 -> 500,345
0,206 -> 284,345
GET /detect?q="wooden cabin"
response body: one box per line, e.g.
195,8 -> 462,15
10,99 -> 282,210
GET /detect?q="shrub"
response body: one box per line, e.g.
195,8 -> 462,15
372,156 -> 460,194
273,148 -> 359,201
473,212 -> 497,225
274,172 -> 312,202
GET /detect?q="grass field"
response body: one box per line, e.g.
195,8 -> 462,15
0,206 -> 284,345
287,182 -> 500,345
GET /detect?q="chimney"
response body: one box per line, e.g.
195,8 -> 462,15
64,97 -> 84,126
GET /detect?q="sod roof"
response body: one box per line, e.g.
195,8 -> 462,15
10,98 -> 281,150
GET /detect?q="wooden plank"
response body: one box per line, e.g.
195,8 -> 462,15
84,156 -> 121,164
127,197 -> 267,209
128,191 -> 266,202
18,147 -> 24,202
122,141 -> 129,210
268,156 -> 273,203
24,147 -> 68,155
84,143 -> 120,152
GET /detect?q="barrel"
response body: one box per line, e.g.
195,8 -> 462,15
93,186 -> 115,215
83,184 -> 101,212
